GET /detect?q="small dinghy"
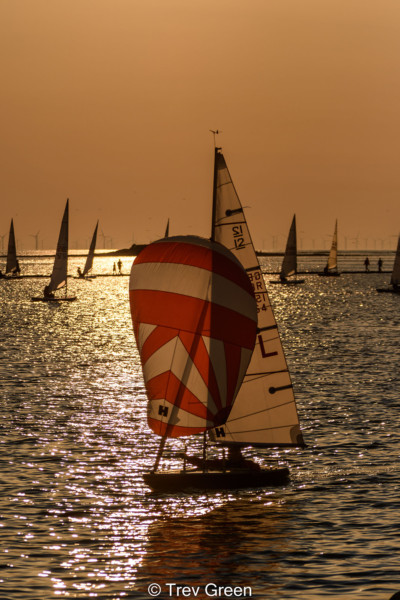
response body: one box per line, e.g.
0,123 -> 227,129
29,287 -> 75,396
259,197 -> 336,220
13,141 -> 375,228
377,234 -> 400,294
31,199 -> 77,302
319,220 -> 340,276
269,214 -> 304,284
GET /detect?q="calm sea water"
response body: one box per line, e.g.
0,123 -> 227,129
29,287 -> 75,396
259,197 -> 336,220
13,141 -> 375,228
1,253 -> 399,600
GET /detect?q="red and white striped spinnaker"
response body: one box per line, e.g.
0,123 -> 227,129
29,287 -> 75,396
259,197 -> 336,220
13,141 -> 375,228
129,235 -> 258,438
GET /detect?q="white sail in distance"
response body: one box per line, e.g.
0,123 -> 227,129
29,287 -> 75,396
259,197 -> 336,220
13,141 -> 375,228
280,215 -> 297,279
210,149 -> 304,447
48,199 -> 69,293
390,234 -> 400,287
326,220 -> 338,272
5,219 -> 18,274
82,221 -> 98,277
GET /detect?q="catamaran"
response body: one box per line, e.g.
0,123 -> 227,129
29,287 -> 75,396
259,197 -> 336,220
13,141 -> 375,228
31,199 -> 77,302
1,219 -> 21,278
319,220 -> 340,276
270,214 -> 304,284
130,145 -> 305,492
77,221 -> 98,279
376,234 -> 400,294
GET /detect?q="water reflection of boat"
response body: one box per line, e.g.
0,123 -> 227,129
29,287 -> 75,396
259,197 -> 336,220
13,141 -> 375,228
134,499 -> 292,598
377,234 -> 400,294
129,144 -> 304,493
31,199 -> 77,302
269,215 -> 304,285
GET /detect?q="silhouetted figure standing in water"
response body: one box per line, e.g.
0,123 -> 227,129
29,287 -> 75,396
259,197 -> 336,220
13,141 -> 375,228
117,259 -> 122,274
364,256 -> 370,272
113,262 -> 116,275
378,258 -> 383,272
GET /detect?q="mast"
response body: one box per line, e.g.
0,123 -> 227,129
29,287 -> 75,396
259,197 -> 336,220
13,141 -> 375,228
210,130 -> 221,241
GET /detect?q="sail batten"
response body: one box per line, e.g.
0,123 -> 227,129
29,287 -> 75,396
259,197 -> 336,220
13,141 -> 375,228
209,149 -> 304,448
130,235 -> 258,439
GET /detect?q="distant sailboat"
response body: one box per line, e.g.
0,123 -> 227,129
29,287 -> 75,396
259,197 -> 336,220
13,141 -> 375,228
31,199 -> 77,302
320,219 -> 340,276
270,215 -> 304,284
132,145 -> 304,492
3,219 -> 21,277
77,221 -> 98,279
376,234 -> 400,294
164,219 -> 170,238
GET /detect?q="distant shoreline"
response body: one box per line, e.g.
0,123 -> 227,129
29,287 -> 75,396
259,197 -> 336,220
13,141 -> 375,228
4,247 -> 396,259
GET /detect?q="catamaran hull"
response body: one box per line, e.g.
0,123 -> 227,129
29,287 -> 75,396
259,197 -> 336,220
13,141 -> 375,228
143,467 -> 290,492
31,296 -> 77,302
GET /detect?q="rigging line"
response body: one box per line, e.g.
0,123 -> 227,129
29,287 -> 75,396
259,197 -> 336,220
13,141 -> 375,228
225,399 -> 298,423
243,368 -> 289,378
214,219 -> 247,227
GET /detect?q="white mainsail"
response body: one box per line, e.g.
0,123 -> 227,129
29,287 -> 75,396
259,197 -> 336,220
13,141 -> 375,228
210,149 -> 304,447
82,221 -> 98,277
5,219 -> 18,274
326,220 -> 338,272
280,215 -> 297,279
48,199 -> 69,293
390,234 -> 400,287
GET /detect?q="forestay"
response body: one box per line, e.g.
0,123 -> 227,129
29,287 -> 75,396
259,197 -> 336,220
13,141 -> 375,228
129,235 -> 258,438
280,215 -> 297,279
210,149 -> 304,447
49,199 -> 69,293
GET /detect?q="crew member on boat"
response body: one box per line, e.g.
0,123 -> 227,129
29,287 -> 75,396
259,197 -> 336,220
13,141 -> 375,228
177,446 -> 261,471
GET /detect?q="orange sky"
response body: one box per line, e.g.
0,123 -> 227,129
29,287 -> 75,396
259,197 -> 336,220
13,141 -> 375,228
1,0 -> 400,251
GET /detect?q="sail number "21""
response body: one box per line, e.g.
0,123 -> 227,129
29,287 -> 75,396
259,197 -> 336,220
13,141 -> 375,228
232,225 -> 245,250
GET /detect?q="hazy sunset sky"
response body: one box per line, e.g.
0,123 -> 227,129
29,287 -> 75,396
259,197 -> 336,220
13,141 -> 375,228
1,0 -> 400,251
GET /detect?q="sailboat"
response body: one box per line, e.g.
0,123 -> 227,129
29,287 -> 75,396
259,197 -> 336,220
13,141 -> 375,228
77,221 -> 98,279
31,199 -> 77,302
130,146 -> 304,492
270,215 -> 304,284
376,234 -> 400,294
2,219 -> 21,278
319,220 -> 340,276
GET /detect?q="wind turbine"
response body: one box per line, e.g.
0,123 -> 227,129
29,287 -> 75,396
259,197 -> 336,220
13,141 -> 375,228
99,229 -> 107,249
30,231 -> 40,250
